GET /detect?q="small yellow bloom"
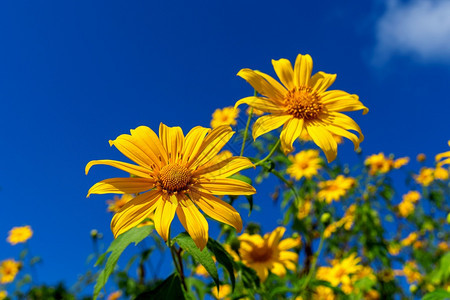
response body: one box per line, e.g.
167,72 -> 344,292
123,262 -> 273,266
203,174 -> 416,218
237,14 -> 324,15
235,53 -> 367,162
416,153 -> 426,162
297,200 -> 312,220
211,107 -> 240,128
287,149 -> 322,180
435,140 -> 450,167
414,167 -> 434,186
364,153 -> 393,175
403,261 -> 422,284
434,167 -> 449,181
438,242 -> 449,251
401,232 -> 418,247
388,243 -> 402,256
7,226 -> 33,245
211,284 -> 232,300
398,200 -> 414,217
317,253 -> 362,293
195,256 -> 216,277
0,291 -> 7,300
403,191 -> 421,203
324,223 -> 338,238
413,241 -> 423,250
0,259 -> 21,284
317,175 -> 355,204
238,227 -> 301,281
107,291 -> 122,300
393,157 -> 409,169
107,194 -> 134,213
86,124 -> 256,250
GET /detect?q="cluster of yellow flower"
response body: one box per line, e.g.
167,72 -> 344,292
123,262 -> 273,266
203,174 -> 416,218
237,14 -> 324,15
364,152 -> 409,175
397,191 -> 421,217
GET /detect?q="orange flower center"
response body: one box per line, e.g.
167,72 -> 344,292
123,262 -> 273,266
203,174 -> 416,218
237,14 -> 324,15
285,87 -> 322,120
158,163 -> 192,194
250,246 -> 273,262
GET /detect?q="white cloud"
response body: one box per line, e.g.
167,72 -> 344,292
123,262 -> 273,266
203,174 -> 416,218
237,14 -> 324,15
374,0 -> 450,63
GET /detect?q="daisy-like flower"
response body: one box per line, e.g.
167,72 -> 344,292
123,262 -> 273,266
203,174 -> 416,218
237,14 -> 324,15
286,149 -> 322,180
238,227 -> 300,281
0,259 -> 21,284
398,191 -> 421,218
86,124 -> 256,250
234,53 -> 367,162
364,153 -> 408,175
317,175 -> 355,204
106,194 -> 134,213
414,167 -> 434,186
434,166 -> 449,181
436,140 -> 450,167
402,261 -> 422,284
7,226 -> 33,245
210,107 -> 240,129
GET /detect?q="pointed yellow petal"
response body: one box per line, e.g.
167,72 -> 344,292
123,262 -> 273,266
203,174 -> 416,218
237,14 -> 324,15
234,96 -> 285,114
87,178 -> 154,197
293,54 -> 313,87
182,126 -> 211,164
278,237 -> 301,251
254,70 -> 288,97
270,262 -> 287,277
272,58 -> 295,90
306,124 -> 338,163
194,178 -> 256,195
159,123 -> 184,164
279,251 -> 298,263
435,151 -> 450,162
322,91 -> 368,114
309,71 -> 336,93
85,159 -> 151,178
237,69 -> 285,101
280,118 -> 304,154
193,191 -> 243,232
111,190 -> 161,238
252,114 -> 292,140
130,126 -> 168,167
326,112 -> 364,143
267,227 -> 286,249
154,195 -> 178,241
194,156 -> 254,179
325,124 -> 361,150
177,201 -> 209,250
255,265 -> 269,282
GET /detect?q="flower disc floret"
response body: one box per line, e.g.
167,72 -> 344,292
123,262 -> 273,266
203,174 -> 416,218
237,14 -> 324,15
158,163 -> 192,194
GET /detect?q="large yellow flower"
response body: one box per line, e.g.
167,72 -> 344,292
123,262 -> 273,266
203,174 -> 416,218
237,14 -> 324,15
238,227 -> 300,281
317,175 -> 355,204
86,124 -> 256,250
7,226 -> 33,245
0,259 -> 21,284
287,149 -> 322,180
234,53 -> 367,162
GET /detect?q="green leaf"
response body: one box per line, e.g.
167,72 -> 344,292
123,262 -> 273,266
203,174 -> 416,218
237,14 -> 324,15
173,232 -> 219,289
207,237 -> 236,291
93,225 -> 154,300
423,290 -> 450,300
135,273 -> 185,300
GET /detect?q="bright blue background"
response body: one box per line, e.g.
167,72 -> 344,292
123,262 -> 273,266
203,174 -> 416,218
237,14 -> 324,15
0,0 -> 449,296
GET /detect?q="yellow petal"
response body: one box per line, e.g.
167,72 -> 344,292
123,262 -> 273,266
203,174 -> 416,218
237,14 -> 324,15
194,178 -> 256,195
193,191 -> 243,232
255,264 -> 269,282
177,200 -> 209,250
326,112 -> 364,143
252,114 -> 292,140
182,126 -> 211,165
234,96 -> 285,114
306,124 -> 338,163
159,123 -> 184,164
325,124 -> 361,150
279,251 -> 298,263
435,151 -> 450,162
111,190 -> 161,238
270,262 -> 287,277
280,118 -> 304,154
254,70 -> 288,97
284,260 -> 297,271
188,125 -> 234,169
130,126 -> 168,167
293,54 -> 313,87
154,195 -> 178,242
85,159 -> 151,178
272,58 -> 295,90
267,227 -> 286,249
237,69 -> 285,101
194,156 -> 254,179
278,237 -> 301,251
322,91 -> 368,114
309,71 -> 336,93
87,178 -> 154,197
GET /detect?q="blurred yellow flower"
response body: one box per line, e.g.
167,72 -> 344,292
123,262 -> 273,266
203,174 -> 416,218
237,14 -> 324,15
403,261 -> 422,284
0,291 -> 6,300
312,286 -> 335,300
317,175 -> 355,204
435,140 -> 450,167
317,253 -> 362,294
388,243 -> 401,256
434,166 -> 449,181
404,191 -> 421,203
195,256 -> 216,277
238,227 -> 300,281
211,107 -> 240,128
416,153 -> 426,162
297,199 -> 312,220
7,226 -> 33,245
364,290 -> 380,300
438,242 -> 449,251
0,259 -> 20,284
414,167 -> 434,186
107,194 -> 134,213
211,284 -> 232,300
235,53 -> 367,162
324,205 -> 356,238
107,291 -> 122,300
287,149 -> 322,180
398,191 -> 421,217
86,124 -> 255,250
364,153 -> 407,175
401,232 -> 419,247
393,157 -> 409,169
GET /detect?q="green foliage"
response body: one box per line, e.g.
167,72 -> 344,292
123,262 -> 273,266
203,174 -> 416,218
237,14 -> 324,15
423,289 -> 450,300
207,237 -> 236,290
135,273 -> 185,300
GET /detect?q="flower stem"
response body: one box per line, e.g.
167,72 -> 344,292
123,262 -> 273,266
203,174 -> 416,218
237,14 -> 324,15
170,245 -> 187,291
255,139 -> 281,166
240,89 -> 257,156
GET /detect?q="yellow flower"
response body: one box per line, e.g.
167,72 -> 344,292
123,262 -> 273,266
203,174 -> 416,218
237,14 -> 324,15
324,223 -> 338,238
297,200 -> 312,220
0,259 -> 21,284
435,140 -> 450,167
317,175 -> 355,204
364,153 -> 393,175
393,157 -> 409,169
195,256 -> 216,277
107,291 -> 122,300
211,107 -> 240,128
312,286 -> 336,300
434,167 -> 449,181
86,124 -> 256,250
438,242 -> 449,251
287,150 -> 322,180
403,191 -> 421,203
238,227 -> 300,281
7,226 -> 33,245
107,194 -> 134,213
401,232 -> 418,247
211,284 -> 232,300
388,243 -> 402,256
416,153 -> 426,162
0,291 -> 7,300
317,253 -> 362,292
414,167 -> 434,186
234,53 -> 367,162
398,200 -> 414,217
403,261 -> 422,284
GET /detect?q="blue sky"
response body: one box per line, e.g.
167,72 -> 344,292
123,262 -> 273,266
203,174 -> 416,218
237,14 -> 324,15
1,0 -> 449,294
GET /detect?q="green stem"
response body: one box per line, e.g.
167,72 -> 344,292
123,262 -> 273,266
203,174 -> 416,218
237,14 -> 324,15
240,90 -> 257,156
170,245 -> 187,291
302,232 -> 325,292
254,139 -> 281,166
269,168 -> 300,203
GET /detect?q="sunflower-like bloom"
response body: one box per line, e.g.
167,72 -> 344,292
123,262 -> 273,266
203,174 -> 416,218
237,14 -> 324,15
286,149 -> 322,180
210,107 -> 240,129
86,124 -> 256,250
364,153 -> 409,175
234,54 -> 368,162
238,227 -> 300,281
317,175 -> 355,204
397,191 -> 421,217
414,167 -> 434,186
402,261 -> 422,284
436,140 -> 450,167
0,259 -> 21,284
7,226 -> 33,245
